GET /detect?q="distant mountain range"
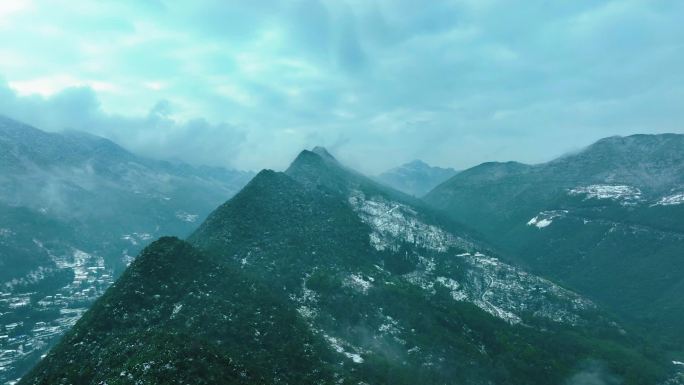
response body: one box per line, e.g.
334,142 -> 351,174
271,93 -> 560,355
0,116 -> 253,383
376,159 -> 458,197
424,134 -> 684,351
0,116 -> 254,276
2,117 -> 683,384
20,146 -> 676,385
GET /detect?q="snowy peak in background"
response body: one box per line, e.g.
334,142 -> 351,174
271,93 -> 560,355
377,159 -> 458,197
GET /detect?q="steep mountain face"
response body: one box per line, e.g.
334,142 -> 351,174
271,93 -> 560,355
22,148 -> 673,384
376,160 -> 458,197
190,149 -> 660,384
0,116 -> 253,384
424,134 -> 684,349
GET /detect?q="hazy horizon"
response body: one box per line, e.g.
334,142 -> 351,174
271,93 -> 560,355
1,1 -> 682,174
1,4 -> 683,382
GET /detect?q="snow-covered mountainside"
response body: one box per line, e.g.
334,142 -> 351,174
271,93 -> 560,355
348,190 -> 592,325
654,192 -> 684,206
568,184 -> 643,205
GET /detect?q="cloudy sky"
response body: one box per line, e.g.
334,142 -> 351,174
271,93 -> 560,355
0,0 -> 682,173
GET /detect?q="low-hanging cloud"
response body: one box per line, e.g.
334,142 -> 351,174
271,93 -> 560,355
0,82 -> 247,168
565,360 -> 622,385
0,0 -> 682,173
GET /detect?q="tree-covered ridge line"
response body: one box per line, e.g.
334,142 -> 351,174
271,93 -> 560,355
21,147 -> 677,384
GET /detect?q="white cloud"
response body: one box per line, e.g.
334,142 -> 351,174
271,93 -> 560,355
0,0 -> 682,173
9,76 -> 119,97
0,1 -> 33,20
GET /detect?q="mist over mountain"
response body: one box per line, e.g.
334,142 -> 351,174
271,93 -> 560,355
1,116 -> 682,384
0,117 -> 253,383
2,1 -> 684,383
0,116 -> 253,271
424,133 -> 684,350
19,147 -> 676,385
376,160 -> 458,197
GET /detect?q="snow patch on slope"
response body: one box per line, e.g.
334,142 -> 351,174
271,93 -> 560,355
344,273 -> 373,294
323,334 -> 364,364
568,185 -> 642,204
378,315 -> 401,336
527,210 -> 568,229
121,232 -> 153,246
348,190 -> 470,252
171,303 -> 183,318
292,276 -> 319,321
464,252 -> 593,325
348,190 -> 595,326
436,276 -> 467,301
175,211 -> 199,223
653,193 -> 684,206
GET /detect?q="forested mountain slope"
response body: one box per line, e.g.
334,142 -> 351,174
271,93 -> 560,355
0,116 -> 252,383
424,134 -> 684,350
21,147 -> 674,384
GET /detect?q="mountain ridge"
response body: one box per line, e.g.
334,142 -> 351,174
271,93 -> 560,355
20,146 -> 674,385
21,237 -> 338,385
424,132 -> 684,350
377,159 -> 458,197
0,117 -> 254,383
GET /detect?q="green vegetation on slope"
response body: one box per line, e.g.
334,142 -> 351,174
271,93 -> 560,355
20,148 -> 676,385
21,237 -> 338,385
424,134 -> 684,349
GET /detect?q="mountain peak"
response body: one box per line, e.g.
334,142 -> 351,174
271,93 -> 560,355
406,159 -> 429,168
311,146 -> 336,161
253,168 -> 279,179
285,148 -> 349,194
237,169 -> 292,196
287,146 -> 347,177
289,147 -> 338,169
377,160 -> 458,197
